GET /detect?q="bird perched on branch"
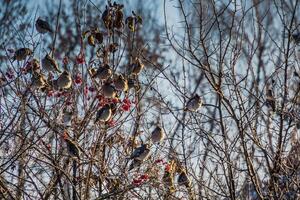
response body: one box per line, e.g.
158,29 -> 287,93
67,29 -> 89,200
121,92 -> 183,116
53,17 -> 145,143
128,143 -> 150,171
177,169 -> 191,188
28,58 -> 41,73
13,48 -> 33,61
42,54 -> 61,73
102,83 -> 117,98
64,138 -> 80,158
56,71 -> 72,90
266,88 -> 276,112
95,104 -> 112,123
88,67 -> 97,77
114,4 -> 124,29
31,72 -> 48,90
102,5 -> 113,29
92,64 -> 112,80
36,18 -> 53,34
62,107 -> 73,124
185,94 -> 202,112
129,143 -> 151,161
291,33 -> 300,44
127,78 -> 137,89
114,74 -> 128,92
130,58 -> 144,75
151,125 -> 165,144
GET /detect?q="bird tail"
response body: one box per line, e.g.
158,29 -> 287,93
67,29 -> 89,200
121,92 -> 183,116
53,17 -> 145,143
128,163 -> 134,171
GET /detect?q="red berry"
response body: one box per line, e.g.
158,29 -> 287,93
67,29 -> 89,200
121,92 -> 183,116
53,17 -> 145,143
20,67 -> 27,74
154,159 -> 164,164
6,68 -> 14,79
96,95 -> 104,100
98,98 -> 108,107
75,79 -> 82,84
132,178 -> 142,186
76,52 -> 85,64
46,144 -> 51,150
84,86 -> 89,95
121,104 -> 130,111
123,97 -> 131,105
107,119 -> 116,127
47,91 -> 54,97
140,174 -> 149,180
74,74 -> 82,85
165,164 -> 171,172
112,98 -> 120,104
102,98 -> 109,104
63,56 -> 69,65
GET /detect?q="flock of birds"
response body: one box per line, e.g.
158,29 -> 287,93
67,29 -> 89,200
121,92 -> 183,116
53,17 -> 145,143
16,7 -> 299,196
10,16 -> 203,188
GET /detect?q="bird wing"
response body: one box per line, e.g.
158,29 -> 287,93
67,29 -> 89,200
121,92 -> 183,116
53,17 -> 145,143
185,98 -> 194,109
66,140 -> 80,157
48,57 -> 61,72
137,149 -> 150,161
38,20 -> 53,33
130,146 -> 143,159
95,109 -> 103,122
95,107 -> 110,122
178,172 -> 190,186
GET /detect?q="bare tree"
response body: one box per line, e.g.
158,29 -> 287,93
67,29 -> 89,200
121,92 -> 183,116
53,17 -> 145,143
1,0 -> 300,199
162,0 -> 300,199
